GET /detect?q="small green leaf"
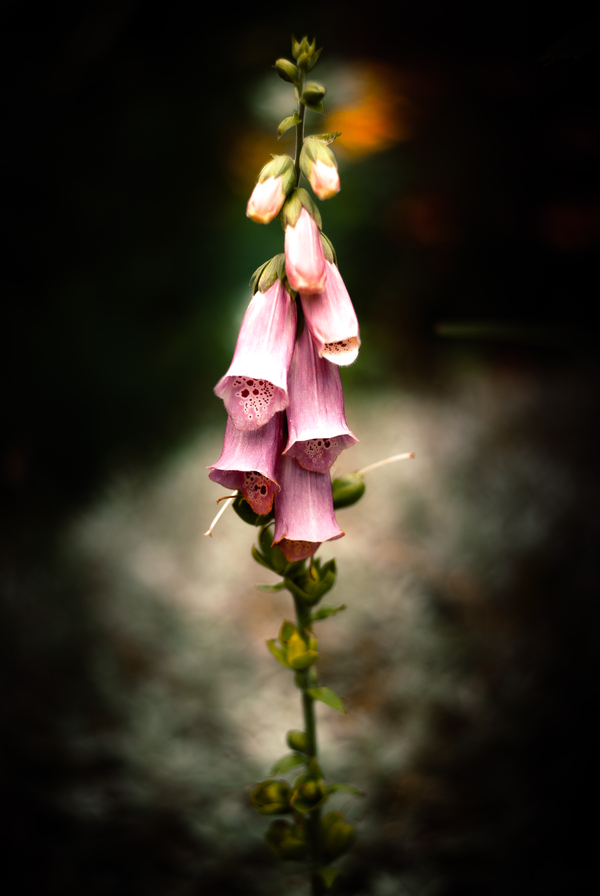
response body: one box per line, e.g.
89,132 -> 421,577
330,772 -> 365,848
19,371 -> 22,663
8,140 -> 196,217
318,866 -> 340,889
307,687 -> 346,713
310,131 -> 342,146
311,604 -> 347,622
269,752 -> 306,775
277,113 -> 301,139
256,582 -> 286,593
301,99 -> 325,114
267,639 -> 290,668
326,783 -> 364,797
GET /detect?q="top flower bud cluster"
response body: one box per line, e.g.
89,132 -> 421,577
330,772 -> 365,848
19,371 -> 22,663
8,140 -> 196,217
209,38 -> 359,563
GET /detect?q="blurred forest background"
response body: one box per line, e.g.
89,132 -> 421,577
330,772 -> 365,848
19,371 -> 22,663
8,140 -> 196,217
2,1 -> 600,893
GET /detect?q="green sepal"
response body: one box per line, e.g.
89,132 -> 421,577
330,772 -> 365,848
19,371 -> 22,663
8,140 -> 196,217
301,82 -> 326,113
318,867 -> 341,890
251,253 -> 287,297
252,546 -> 276,571
307,686 -> 346,713
290,649 -> 319,671
256,582 -> 286,593
267,638 -> 290,668
320,232 -> 337,266
265,819 -> 308,860
311,604 -> 347,622
291,36 -> 302,59
307,48 -> 323,71
332,472 -> 366,510
277,112 -> 301,139
256,525 -> 290,574
290,773 -> 327,813
233,494 -> 274,526
269,752 -> 306,775
250,779 -> 291,815
321,811 -> 356,860
280,187 -> 322,231
326,783 -> 364,797
302,99 -> 325,114
309,132 -> 342,146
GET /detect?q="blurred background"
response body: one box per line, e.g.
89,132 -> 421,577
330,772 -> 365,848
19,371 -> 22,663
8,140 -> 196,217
2,1 -> 600,893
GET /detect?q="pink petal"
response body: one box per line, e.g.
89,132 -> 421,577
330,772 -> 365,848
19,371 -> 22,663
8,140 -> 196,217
247,176 -> 286,224
284,324 -> 357,472
284,208 -> 327,294
214,280 -> 297,431
207,413 -> 283,515
310,159 -> 340,200
273,455 -> 344,554
300,262 -> 360,366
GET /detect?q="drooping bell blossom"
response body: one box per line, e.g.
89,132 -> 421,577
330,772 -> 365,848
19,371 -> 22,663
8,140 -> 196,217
300,137 -> 340,200
300,261 -> 360,366
273,454 -> 344,562
284,207 -> 327,294
284,324 -> 357,473
214,278 -> 296,431
207,412 -> 283,515
247,155 -> 295,224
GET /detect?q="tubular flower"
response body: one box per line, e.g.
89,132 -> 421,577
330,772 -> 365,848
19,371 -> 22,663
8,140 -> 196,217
247,155 -> 295,224
273,454 -> 344,562
300,261 -> 360,366
284,207 -> 327,294
207,413 -> 283,515
284,324 -> 357,473
247,177 -> 287,224
214,279 -> 297,431
300,138 -> 340,201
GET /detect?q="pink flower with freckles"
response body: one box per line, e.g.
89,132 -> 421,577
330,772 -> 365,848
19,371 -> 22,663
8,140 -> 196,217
284,324 -> 357,473
300,261 -> 360,366
208,413 -> 283,515
273,454 -> 344,562
284,207 -> 327,294
214,279 -> 296,431
247,176 -> 287,224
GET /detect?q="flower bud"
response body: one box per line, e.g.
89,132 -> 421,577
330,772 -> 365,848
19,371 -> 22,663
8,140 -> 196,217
275,58 -> 299,83
321,811 -> 355,860
301,82 -> 326,112
247,156 -> 295,224
287,729 -> 309,752
265,819 -> 308,860
332,472 -> 366,509
290,775 -> 327,813
301,137 -> 340,200
250,780 -> 291,815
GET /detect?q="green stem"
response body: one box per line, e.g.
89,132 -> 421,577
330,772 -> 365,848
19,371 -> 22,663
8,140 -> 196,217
294,77 -> 306,186
293,595 -> 325,896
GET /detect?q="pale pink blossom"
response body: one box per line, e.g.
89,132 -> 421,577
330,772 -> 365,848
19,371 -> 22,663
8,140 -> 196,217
208,413 -> 283,515
284,207 -> 326,294
309,158 -> 340,200
284,324 -> 357,472
273,454 -> 344,561
214,279 -> 296,431
247,176 -> 287,224
301,261 -> 360,366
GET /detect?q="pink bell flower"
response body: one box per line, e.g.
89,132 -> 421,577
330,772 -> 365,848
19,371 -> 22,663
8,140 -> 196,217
284,207 -> 327,294
247,177 -> 287,224
300,261 -> 360,366
273,454 -> 344,562
308,158 -> 340,201
284,324 -> 357,473
207,412 -> 283,515
214,279 -> 297,431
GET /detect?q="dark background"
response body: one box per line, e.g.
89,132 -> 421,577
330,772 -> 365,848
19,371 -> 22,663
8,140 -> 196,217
2,1 -> 600,893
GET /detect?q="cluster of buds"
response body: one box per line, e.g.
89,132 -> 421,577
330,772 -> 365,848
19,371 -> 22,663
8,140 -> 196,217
208,39 -> 360,564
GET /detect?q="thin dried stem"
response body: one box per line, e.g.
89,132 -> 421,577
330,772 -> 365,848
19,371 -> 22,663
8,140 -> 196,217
203,491 -> 239,537
358,452 -> 415,476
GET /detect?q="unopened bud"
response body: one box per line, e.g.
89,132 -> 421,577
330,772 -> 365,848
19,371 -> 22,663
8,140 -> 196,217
301,81 -> 326,104
287,729 -> 309,752
321,811 -> 355,859
247,156 -> 295,224
275,58 -> 299,83
301,137 -> 340,200
250,780 -> 291,815
332,472 -> 365,509
265,819 -> 308,860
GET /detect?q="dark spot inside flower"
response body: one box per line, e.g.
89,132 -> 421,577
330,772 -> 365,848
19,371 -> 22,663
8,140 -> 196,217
260,486 -> 266,495
253,389 -> 259,395
241,389 -> 249,397
247,380 -> 254,386
324,440 -> 330,448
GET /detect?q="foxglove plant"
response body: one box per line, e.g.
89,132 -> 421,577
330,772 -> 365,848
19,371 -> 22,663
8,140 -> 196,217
206,37 -> 409,895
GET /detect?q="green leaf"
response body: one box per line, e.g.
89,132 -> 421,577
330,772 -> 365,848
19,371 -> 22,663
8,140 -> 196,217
256,582 -> 286,593
252,546 -> 276,572
301,99 -> 325,114
326,783 -> 364,797
277,113 -> 301,139
267,639 -> 290,668
318,866 -> 340,889
307,687 -> 346,713
269,752 -> 306,775
310,131 -> 342,146
311,604 -> 347,622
